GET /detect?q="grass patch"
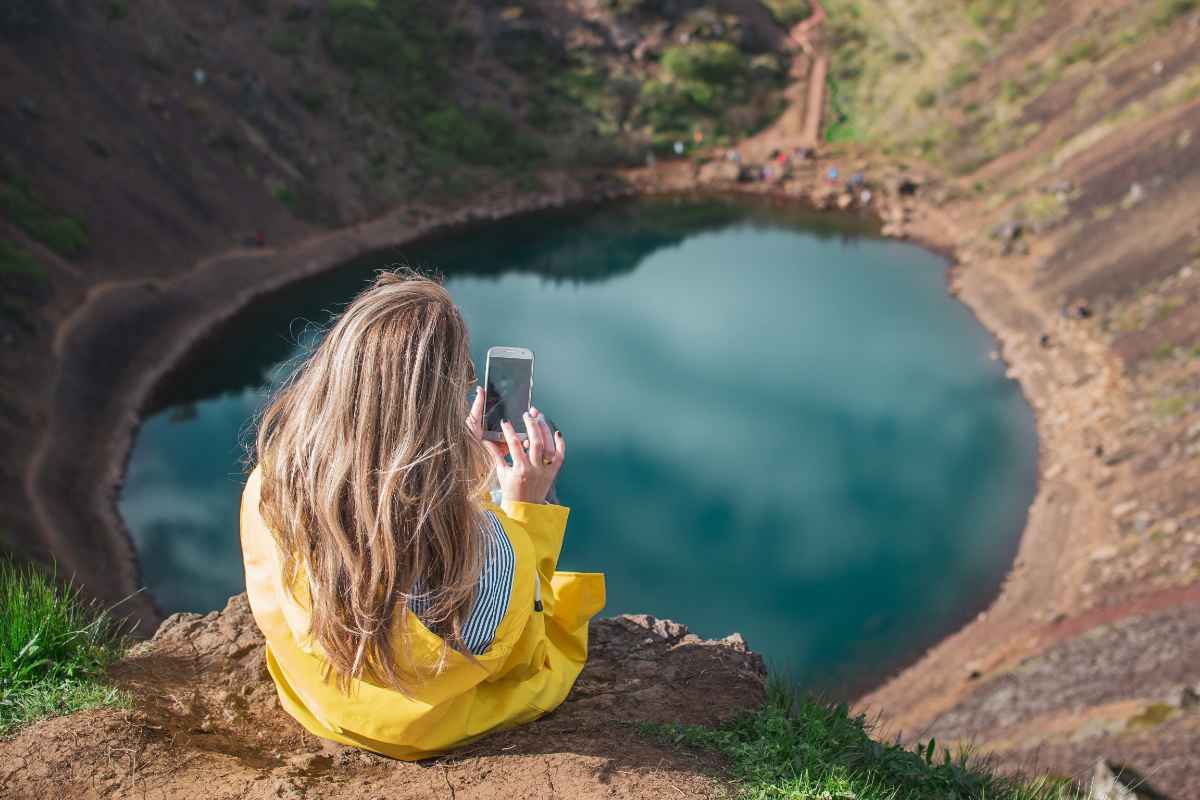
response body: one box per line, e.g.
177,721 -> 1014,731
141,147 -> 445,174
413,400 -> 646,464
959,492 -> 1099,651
947,64 -> 978,92
1126,702 -> 1178,730
763,0 -> 813,26
825,73 -> 860,142
1154,0 -> 1198,27
966,0 -> 1029,35
633,40 -> 781,143
1153,394 -> 1194,419
0,561 -> 129,735
641,682 -> 1079,799
1016,193 -> 1069,230
419,105 -> 545,167
268,26 -> 307,56
273,185 -> 298,211
1057,37 -> 1100,69
0,174 -> 88,257
0,240 -> 45,278
290,85 -> 327,113
323,0 -> 453,119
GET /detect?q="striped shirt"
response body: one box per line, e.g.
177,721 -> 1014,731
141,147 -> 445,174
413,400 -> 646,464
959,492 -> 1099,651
408,511 -> 515,655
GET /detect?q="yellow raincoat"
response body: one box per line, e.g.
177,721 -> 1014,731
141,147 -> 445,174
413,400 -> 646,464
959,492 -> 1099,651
239,466 -> 606,759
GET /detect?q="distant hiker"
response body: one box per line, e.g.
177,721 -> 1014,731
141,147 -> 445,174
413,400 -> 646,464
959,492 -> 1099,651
860,189 -> 872,205
849,171 -> 865,188
693,128 -> 704,145
241,272 -> 603,760
673,140 -> 684,156
1039,333 -> 1051,348
646,151 -> 656,168
827,166 -> 839,184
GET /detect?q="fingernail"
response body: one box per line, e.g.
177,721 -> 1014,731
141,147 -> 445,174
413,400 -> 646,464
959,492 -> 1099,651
530,406 -> 539,416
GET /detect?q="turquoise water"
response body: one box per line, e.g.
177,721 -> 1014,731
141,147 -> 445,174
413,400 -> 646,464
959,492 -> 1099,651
119,198 -> 1037,694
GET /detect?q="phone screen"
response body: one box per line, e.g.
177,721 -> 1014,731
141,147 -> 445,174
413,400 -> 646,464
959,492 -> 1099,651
485,356 -> 533,435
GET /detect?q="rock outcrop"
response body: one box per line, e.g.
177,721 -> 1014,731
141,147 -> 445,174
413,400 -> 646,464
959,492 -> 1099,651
0,596 -> 766,799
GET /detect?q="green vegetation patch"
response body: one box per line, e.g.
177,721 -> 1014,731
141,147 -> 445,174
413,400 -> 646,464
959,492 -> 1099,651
419,105 -> 546,168
0,561 -> 129,735
763,0 -> 813,27
1126,702 -> 1179,730
662,41 -> 749,86
634,40 -> 782,145
0,174 -> 88,257
1154,0 -> 1198,27
268,26 -> 307,56
0,240 -> 44,278
1057,37 -> 1100,69
324,0 -> 452,114
641,682 -> 1080,799
966,0 -> 1029,35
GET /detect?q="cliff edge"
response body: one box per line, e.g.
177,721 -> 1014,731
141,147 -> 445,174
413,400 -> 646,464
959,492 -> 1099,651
0,597 -> 766,799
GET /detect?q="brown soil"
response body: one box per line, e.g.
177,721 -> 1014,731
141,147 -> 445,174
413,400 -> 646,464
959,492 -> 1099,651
0,597 -> 766,799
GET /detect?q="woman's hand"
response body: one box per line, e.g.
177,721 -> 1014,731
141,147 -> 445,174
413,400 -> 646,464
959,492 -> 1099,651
484,405 -> 564,505
467,385 -> 488,444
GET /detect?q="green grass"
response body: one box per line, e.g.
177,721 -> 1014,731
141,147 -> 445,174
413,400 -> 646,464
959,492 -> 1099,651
825,74 -> 860,142
290,85 -> 327,113
763,0 -> 813,26
0,561 -> 129,735
947,65 -> 979,92
418,105 -> 546,167
1154,0 -> 1198,27
640,681 -> 1080,799
0,174 -> 88,257
268,26 -> 307,56
1057,38 -> 1099,68
273,185 -> 298,210
633,39 -> 781,142
0,240 -> 45,278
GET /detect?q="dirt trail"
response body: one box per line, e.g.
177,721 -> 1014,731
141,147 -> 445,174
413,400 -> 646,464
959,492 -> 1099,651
741,0 -> 828,152
801,53 -> 828,146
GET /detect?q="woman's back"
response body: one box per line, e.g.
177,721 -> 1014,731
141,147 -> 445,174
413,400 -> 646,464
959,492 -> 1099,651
240,272 -> 604,759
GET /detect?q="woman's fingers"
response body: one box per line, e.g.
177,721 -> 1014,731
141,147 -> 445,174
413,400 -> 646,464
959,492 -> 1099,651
466,385 -> 485,438
525,412 -> 544,466
501,419 -> 529,468
482,440 -> 508,473
553,430 -> 566,465
530,406 -> 555,459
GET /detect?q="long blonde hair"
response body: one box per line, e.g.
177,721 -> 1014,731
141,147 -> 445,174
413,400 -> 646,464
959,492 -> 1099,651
254,270 -> 492,693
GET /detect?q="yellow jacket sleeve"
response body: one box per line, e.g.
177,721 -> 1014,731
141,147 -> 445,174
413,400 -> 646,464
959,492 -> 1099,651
500,500 -> 569,580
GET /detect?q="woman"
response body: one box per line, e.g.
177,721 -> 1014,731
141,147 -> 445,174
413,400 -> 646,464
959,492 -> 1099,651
239,271 -> 605,759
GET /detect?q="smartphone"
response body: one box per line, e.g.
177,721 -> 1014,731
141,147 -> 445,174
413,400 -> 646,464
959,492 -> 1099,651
483,346 -> 534,443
